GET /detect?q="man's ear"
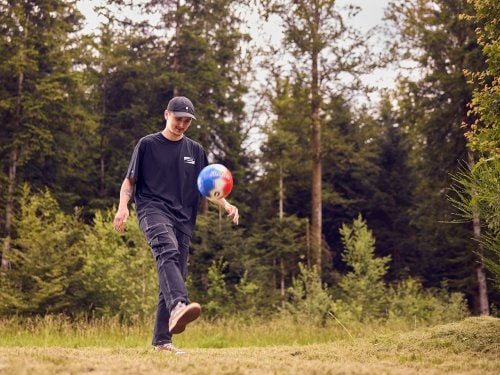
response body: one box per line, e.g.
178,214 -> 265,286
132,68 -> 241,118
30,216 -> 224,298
164,110 -> 169,120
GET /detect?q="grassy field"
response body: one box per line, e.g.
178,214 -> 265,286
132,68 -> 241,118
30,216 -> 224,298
0,316 -> 498,374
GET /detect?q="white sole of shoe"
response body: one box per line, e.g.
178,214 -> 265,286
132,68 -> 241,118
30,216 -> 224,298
169,303 -> 201,334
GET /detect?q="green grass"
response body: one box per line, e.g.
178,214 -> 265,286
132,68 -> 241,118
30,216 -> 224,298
0,316 -> 498,374
0,314 -> 356,348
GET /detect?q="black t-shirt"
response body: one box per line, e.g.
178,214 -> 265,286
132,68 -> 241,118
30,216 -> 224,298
126,132 -> 208,237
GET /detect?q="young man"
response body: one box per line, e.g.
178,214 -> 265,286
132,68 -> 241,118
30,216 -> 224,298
113,96 -> 239,355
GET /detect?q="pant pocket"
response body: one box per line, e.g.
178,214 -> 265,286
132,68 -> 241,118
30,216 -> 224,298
140,217 -> 173,248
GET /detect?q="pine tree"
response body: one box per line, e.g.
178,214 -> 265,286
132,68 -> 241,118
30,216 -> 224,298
458,0 -> 500,290
80,208 -> 157,317
81,16 -> 164,214
366,94 -> 418,278
333,214 -> 391,322
0,187 -> 85,315
0,0 -> 88,268
266,0 -> 374,274
386,0 -> 489,312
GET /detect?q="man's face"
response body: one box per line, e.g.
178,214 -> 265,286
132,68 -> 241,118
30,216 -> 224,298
165,111 -> 192,138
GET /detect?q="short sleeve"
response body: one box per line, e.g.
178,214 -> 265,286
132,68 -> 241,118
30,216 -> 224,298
126,140 -> 143,183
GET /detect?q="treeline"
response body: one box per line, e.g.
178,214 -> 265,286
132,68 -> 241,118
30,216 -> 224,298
0,188 -> 469,326
0,0 -> 498,319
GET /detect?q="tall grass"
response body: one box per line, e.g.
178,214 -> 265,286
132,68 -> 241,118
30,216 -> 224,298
0,315 -> 150,348
0,313 -> 451,349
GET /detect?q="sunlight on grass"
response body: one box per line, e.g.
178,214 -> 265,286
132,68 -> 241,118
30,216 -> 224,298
0,316 -> 498,374
0,314 -> 354,348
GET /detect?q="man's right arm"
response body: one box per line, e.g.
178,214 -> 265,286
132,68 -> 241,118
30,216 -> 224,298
113,178 -> 135,233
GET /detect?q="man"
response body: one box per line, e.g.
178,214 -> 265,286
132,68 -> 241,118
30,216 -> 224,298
113,96 -> 239,355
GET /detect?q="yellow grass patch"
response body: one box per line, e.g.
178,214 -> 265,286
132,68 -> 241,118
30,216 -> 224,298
0,317 -> 498,374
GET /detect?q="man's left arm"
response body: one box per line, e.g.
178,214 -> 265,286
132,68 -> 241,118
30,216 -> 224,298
212,198 -> 239,225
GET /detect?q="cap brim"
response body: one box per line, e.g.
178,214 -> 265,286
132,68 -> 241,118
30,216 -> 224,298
172,111 -> 196,120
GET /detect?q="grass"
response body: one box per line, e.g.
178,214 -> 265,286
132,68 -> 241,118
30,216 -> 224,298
0,315 -> 498,374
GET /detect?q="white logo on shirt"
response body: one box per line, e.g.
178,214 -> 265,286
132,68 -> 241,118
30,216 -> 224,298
184,156 -> 195,165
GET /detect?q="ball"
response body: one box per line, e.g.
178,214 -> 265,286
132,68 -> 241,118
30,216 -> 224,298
197,164 -> 233,201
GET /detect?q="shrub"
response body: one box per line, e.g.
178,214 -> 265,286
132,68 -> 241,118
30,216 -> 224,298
331,215 -> 390,322
284,263 -> 333,326
79,208 -> 157,318
204,257 -> 231,318
0,187 -> 86,316
387,278 -> 469,325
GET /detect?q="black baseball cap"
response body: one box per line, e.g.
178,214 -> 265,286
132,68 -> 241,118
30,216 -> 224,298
166,96 -> 196,120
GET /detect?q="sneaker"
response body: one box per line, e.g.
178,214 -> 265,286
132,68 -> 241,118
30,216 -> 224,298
153,343 -> 186,356
168,301 -> 201,334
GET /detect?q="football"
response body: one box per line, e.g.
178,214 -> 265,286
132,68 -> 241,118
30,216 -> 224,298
197,164 -> 233,201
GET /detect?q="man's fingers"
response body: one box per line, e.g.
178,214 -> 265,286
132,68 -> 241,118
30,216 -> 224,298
113,214 -> 128,233
226,205 -> 239,225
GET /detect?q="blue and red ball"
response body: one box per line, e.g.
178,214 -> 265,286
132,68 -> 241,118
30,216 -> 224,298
197,164 -> 233,201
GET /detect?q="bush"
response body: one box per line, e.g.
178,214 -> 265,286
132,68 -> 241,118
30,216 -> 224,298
284,263 -> 333,326
0,187 -> 86,316
204,257 -> 231,318
387,278 -> 469,325
79,208 -> 157,318
331,215 -> 390,322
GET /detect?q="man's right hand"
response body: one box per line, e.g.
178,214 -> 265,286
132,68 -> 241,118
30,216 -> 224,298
113,207 -> 129,234
114,178 -> 135,233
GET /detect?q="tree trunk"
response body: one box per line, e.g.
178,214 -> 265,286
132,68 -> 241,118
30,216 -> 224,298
279,164 -> 284,220
475,264 -> 489,315
99,71 -> 108,198
172,0 -> 181,96
472,199 -> 489,316
311,36 -> 322,273
1,149 -> 17,271
305,218 -> 311,269
279,164 -> 285,308
280,257 -> 285,309
2,30 -> 25,270
469,151 -> 489,315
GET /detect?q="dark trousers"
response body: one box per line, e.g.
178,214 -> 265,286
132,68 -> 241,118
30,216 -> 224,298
139,212 -> 190,345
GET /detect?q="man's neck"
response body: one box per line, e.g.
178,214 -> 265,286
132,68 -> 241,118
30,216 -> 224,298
161,129 -> 183,141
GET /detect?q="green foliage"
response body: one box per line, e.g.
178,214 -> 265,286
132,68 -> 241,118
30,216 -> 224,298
234,271 -> 261,316
257,76 -> 310,227
1,0 -> 498,324
451,0 -> 500,291
81,20 -> 163,213
189,208 -> 247,302
332,215 -> 391,322
284,263 -> 333,326
0,187 -> 85,315
462,0 -> 500,157
386,0 -> 488,302
364,94 -> 418,279
79,208 -> 157,318
0,0 -> 93,210
387,278 -> 469,324
449,159 -> 500,288
204,257 -> 231,318
0,187 -> 477,325
330,216 -> 469,324
0,189 -> 157,318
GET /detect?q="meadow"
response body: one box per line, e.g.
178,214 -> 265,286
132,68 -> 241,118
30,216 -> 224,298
0,315 -> 498,374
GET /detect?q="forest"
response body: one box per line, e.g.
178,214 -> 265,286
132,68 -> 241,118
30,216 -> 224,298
0,0 -> 498,323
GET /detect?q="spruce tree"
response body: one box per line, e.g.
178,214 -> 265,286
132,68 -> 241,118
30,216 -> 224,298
333,214 -> 391,322
0,0 -> 87,269
266,0 -> 375,274
0,188 -> 85,315
386,0 -> 489,312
